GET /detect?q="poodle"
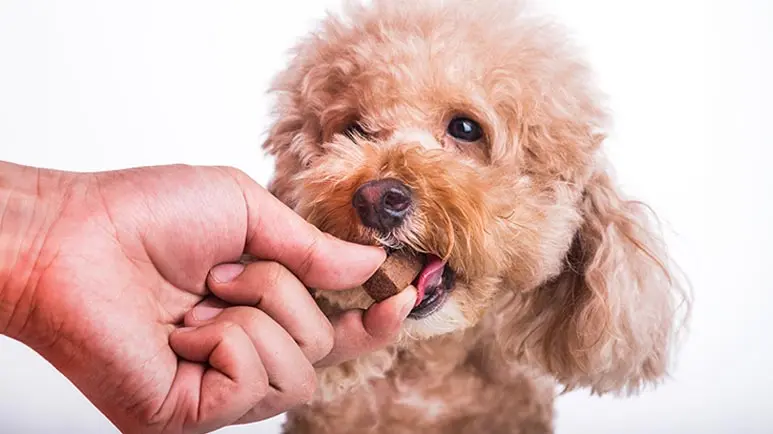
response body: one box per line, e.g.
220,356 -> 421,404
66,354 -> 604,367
260,0 -> 690,432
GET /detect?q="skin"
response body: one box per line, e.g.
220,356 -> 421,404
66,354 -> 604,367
0,160 -> 417,434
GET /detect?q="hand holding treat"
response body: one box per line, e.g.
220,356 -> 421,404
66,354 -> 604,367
0,161 -> 416,434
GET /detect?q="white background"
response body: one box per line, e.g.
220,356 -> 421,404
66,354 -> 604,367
0,0 -> 770,433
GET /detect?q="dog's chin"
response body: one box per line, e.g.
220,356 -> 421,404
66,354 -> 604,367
402,296 -> 470,340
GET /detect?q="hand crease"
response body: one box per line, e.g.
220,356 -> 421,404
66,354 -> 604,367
217,168 -> 253,256
296,234 -> 321,282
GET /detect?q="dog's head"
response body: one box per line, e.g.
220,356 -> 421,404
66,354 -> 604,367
263,0 -> 689,395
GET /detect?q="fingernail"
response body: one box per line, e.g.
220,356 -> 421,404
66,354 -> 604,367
192,303 -> 224,321
398,286 -> 418,318
210,263 -> 244,283
175,327 -> 195,334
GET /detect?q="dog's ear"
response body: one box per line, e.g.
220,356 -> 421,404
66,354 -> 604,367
261,30 -> 350,207
260,57 -> 321,207
501,168 -> 690,395
261,106 -> 305,207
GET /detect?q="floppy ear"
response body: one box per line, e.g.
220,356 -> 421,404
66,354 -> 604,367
261,24 -> 352,208
262,116 -> 306,209
502,167 -> 690,395
260,53 -> 322,208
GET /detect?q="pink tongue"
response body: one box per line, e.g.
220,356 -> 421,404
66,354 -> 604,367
414,255 -> 445,307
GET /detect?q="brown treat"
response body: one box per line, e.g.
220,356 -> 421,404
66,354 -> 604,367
362,250 -> 423,302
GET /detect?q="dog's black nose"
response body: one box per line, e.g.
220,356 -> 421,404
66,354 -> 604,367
352,178 -> 412,232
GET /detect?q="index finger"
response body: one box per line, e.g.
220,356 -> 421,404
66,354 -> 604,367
225,168 -> 386,290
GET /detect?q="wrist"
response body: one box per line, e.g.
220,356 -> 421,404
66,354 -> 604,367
0,161 -> 78,339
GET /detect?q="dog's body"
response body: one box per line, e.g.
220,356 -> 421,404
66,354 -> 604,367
261,1 -> 690,432
283,318 -> 557,434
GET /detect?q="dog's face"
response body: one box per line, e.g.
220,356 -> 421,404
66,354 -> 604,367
264,0 -> 688,394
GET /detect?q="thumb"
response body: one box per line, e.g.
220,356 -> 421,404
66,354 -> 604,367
226,168 -> 386,290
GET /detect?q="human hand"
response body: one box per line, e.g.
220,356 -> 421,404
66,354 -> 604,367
0,161 -> 417,434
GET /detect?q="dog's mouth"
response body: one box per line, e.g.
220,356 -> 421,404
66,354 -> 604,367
408,253 -> 457,319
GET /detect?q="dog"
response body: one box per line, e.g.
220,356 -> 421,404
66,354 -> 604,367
260,0 -> 690,432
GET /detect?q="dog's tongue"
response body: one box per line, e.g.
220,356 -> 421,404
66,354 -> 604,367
413,255 -> 445,307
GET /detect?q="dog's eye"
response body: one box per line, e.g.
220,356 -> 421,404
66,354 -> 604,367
344,122 -> 368,140
447,117 -> 483,142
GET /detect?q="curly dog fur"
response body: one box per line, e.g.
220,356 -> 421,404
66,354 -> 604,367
261,0 -> 691,432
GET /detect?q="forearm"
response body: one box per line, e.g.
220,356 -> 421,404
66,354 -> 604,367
0,161 -> 74,338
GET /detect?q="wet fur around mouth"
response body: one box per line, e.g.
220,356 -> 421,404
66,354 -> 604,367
260,0 -> 692,432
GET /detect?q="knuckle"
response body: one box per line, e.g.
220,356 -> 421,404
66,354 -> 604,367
263,261 -> 290,292
306,320 -> 335,362
296,234 -> 321,279
245,307 -> 270,331
292,365 -> 318,403
224,306 -> 267,331
218,321 -> 244,340
218,165 -> 250,183
250,371 -> 270,398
